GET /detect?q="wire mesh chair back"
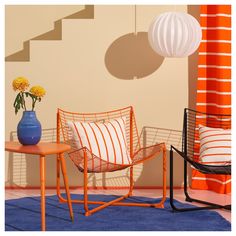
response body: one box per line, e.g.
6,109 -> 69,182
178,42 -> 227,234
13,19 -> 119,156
57,106 -> 141,172
183,108 -> 231,163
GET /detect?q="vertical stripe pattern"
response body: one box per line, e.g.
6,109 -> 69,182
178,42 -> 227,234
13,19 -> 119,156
67,117 -> 131,171
192,5 -> 231,194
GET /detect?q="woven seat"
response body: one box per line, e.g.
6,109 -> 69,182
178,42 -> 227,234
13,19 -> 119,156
56,106 -> 167,216
68,143 -> 163,173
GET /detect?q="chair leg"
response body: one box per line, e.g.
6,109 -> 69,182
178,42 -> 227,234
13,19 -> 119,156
169,147 -> 179,211
128,166 -> 134,197
183,158 -> 231,210
183,159 -> 194,203
83,152 -> 90,216
56,155 -> 65,202
59,153 -> 74,221
57,145 -> 167,213
170,147 -> 211,211
169,146 -> 231,211
169,147 -> 197,211
155,144 -> 167,208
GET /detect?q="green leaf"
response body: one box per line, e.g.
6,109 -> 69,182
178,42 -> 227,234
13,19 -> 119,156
14,102 -> 21,114
13,93 -> 21,107
17,95 -> 22,109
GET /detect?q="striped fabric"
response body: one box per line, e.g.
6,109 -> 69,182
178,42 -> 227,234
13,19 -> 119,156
199,125 -> 231,165
67,117 -> 132,165
192,5 -> 231,194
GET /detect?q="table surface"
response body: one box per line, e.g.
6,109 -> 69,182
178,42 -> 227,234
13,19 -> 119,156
5,141 -> 71,155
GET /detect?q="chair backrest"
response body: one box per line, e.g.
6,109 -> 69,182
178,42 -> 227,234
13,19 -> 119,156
182,108 -> 231,161
57,106 -> 141,159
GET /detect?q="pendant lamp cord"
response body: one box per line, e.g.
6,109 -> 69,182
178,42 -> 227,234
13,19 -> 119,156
134,5 -> 137,35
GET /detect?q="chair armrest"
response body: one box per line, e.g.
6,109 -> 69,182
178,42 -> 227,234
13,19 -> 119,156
132,142 -> 165,165
170,145 -> 194,163
170,145 -> 185,158
138,126 -> 182,151
170,146 -> 231,175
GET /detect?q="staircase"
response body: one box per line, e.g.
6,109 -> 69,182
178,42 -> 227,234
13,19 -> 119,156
5,5 -> 94,62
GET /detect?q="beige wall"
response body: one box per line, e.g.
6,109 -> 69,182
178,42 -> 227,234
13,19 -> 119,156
5,5 -> 191,188
5,5 -> 85,56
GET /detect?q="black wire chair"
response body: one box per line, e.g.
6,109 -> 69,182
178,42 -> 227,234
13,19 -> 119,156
170,108 -> 231,211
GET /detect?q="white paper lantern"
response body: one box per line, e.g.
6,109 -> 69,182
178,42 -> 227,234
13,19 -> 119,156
148,12 -> 202,57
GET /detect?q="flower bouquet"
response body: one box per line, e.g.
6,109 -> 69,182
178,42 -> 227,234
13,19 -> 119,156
12,77 -> 46,145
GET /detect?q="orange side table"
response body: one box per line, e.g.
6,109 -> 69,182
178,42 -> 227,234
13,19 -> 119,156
5,141 -> 74,231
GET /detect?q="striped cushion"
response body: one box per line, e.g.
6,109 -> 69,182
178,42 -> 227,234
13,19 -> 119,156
67,117 -> 131,165
199,124 -> 231,165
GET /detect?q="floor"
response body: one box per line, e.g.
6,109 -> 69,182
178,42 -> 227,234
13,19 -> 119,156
5,188 -> 231,223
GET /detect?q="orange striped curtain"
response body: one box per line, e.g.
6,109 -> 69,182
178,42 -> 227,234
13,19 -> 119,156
192,5 -> 231,194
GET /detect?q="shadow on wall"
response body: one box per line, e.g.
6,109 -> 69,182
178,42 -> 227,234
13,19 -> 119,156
6,128 -> 128,188
6,128 -> 79,187
105,32 -> 164,80
187,5 -> 201,184
6,126 -> 183,188
188,5 -> 200,110
5,5 -> 94,62
6,128 -> 129,188
135,126 -> 184,187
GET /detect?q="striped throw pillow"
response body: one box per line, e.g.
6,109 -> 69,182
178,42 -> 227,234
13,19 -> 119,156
67,117 -> 131,165
199,124 -> 231,165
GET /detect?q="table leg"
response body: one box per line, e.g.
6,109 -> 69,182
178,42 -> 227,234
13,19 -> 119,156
40,155 -> 46,231
59,153 -> 74,221
56,154 -> 61,198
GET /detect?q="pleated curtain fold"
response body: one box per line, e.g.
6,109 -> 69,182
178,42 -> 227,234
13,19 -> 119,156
192,5 -> 231,194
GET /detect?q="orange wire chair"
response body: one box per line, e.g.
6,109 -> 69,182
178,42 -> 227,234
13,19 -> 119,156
56,106 -> 166,216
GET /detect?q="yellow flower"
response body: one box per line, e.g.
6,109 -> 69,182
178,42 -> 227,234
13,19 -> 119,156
30,86 -> 46,97
12,77 -> 30,92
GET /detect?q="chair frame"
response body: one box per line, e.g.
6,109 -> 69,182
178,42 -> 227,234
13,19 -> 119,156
170,108 -> 231,212
56,106 -> 167,216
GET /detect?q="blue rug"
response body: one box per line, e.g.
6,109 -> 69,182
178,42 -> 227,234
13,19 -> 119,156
5,194 -> 231,231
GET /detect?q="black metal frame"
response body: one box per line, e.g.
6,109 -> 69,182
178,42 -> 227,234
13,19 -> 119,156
169,108 -> 231,212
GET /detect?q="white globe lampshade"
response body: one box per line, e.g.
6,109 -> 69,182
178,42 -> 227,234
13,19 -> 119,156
148,12 -> 202,57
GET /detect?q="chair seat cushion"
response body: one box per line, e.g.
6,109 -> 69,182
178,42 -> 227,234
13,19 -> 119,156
67,117 -> 132,165
199,124 -> 231,165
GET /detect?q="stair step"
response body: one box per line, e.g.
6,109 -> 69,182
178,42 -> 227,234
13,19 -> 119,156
5,5 -> 94,62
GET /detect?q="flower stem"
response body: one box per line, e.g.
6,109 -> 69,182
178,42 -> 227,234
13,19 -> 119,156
21,92 -> 27,111
32,97 -> 36,111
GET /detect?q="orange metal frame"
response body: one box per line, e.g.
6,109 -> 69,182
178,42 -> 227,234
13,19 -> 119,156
5,141 -> 74,231
56,106 -> 167,216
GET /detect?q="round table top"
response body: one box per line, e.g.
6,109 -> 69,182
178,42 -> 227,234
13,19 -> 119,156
5,141 -> 71,156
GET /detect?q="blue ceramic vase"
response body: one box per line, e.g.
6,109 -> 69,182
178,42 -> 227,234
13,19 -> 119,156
17,111 -> 42,145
